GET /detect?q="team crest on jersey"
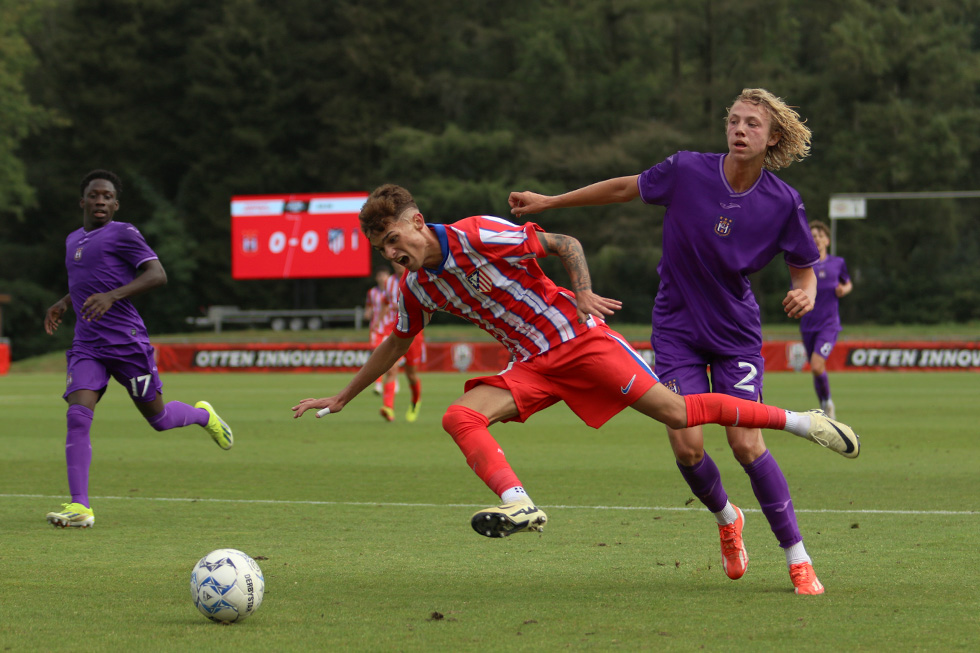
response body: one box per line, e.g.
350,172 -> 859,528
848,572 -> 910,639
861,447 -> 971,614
465,268 -> 493,293
714,217 -> 733,237
74,247 -> 84,261
818,268 -> 827,279
664,378 -> 681,395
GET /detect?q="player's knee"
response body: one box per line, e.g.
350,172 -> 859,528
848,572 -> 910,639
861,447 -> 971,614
443,404 -> 490,437
729,435 -> 765,463
662,405 -> 688,430
673,446 -> 704,467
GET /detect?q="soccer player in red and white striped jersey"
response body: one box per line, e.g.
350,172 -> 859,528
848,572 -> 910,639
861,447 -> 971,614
364,267 -> 394,397
293,184 -> 859,545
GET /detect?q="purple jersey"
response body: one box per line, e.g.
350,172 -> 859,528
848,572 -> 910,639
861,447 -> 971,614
800,255 -> 850,333
637,151 -> 819,354
65,221 -> 158,347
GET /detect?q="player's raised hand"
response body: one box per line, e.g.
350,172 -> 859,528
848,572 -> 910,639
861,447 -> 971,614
508,191 -> 549,217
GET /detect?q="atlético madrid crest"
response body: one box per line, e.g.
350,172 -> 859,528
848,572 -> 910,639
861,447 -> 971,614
465,268 -> 493,293
714,216 -> 733,237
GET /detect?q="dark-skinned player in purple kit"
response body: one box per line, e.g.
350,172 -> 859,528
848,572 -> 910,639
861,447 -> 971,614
43,169 -> 233,529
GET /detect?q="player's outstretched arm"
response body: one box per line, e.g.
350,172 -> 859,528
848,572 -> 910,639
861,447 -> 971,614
537,231 -> 622,323
44,294 -> 72,335
508,175 -> 641,218
292,332 -> 412,418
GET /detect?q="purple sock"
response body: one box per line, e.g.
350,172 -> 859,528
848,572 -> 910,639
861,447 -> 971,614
742,450 -> 802,548
147,401 -> 209,431
813,372 -> 831,403
676,452 -> 728,513
66,405 -> 94,508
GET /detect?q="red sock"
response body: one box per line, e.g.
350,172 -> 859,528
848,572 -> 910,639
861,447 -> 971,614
684,394 -> 787,430
383,380 -> 396,409
442,405 -> 521,496
410,380 -> 421,406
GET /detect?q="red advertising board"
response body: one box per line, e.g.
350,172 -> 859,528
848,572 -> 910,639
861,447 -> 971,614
154,340 -> 980,374
231,193 -> 370,279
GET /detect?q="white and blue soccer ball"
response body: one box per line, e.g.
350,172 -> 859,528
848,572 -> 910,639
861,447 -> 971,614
190,548 -> 265,623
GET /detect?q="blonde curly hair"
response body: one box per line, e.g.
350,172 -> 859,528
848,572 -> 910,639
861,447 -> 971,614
726,88 -> 811,171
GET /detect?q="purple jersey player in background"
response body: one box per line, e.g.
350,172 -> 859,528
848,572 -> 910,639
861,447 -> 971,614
800,220 -> 853,419
508,89 -> 854,595
42,169 -> 233,529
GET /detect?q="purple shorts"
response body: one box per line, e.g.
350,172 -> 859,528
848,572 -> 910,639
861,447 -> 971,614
651,332 -> 764,401
801,329 -> 839,360
64,342 -> 163,403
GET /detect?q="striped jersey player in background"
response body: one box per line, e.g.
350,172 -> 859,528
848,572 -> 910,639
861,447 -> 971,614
292,184 -> 859,596
364,266 -> 394,397
384,261 -> 425,423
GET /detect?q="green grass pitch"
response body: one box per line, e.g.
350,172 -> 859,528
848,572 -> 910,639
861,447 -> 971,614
1,370 -> 978,651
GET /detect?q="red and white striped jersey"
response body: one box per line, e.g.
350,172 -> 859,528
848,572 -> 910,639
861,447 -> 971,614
366,285 -> 394,335
392,216 -> 596,361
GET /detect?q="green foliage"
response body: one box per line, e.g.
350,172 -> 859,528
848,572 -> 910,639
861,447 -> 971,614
3,0 -> 980,360
0,277 -> 72,360
0,0 -> 64,219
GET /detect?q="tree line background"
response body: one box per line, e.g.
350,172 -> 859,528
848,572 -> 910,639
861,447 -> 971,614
2,0 -> 980,360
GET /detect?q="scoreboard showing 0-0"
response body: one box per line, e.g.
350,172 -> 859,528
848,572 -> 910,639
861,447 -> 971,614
231,192 -> 370,279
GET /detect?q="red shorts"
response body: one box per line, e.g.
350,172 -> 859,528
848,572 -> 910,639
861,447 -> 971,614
401,333 -> 426,368
370,324 -> 394,348
464,325 -> 658,428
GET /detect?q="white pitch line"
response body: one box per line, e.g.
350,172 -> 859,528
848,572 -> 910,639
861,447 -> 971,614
3,493 -> 976,516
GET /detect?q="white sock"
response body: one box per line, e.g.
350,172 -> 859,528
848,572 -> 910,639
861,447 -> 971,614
501,486 -> 530,503
783,411 -> 811,438
712,500 -> 738,525
785,541 -> 811,566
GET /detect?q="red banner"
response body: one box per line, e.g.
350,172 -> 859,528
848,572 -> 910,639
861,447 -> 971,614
152,340 -> 980,374
154,341 -> 515,374
0,342 -> 9,375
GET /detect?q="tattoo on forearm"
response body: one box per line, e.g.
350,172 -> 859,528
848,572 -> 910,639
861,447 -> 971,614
543,233 -> 591,293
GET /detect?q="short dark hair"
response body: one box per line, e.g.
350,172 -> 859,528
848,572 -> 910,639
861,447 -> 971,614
359,184 -> 418,237
80,169 -> 122,197
809,219 -> 830,237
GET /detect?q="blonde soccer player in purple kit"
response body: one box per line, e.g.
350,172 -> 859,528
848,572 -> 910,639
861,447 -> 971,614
509,89 -> 859,595
801,220 -> 853,419
43,170 -> 233,529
